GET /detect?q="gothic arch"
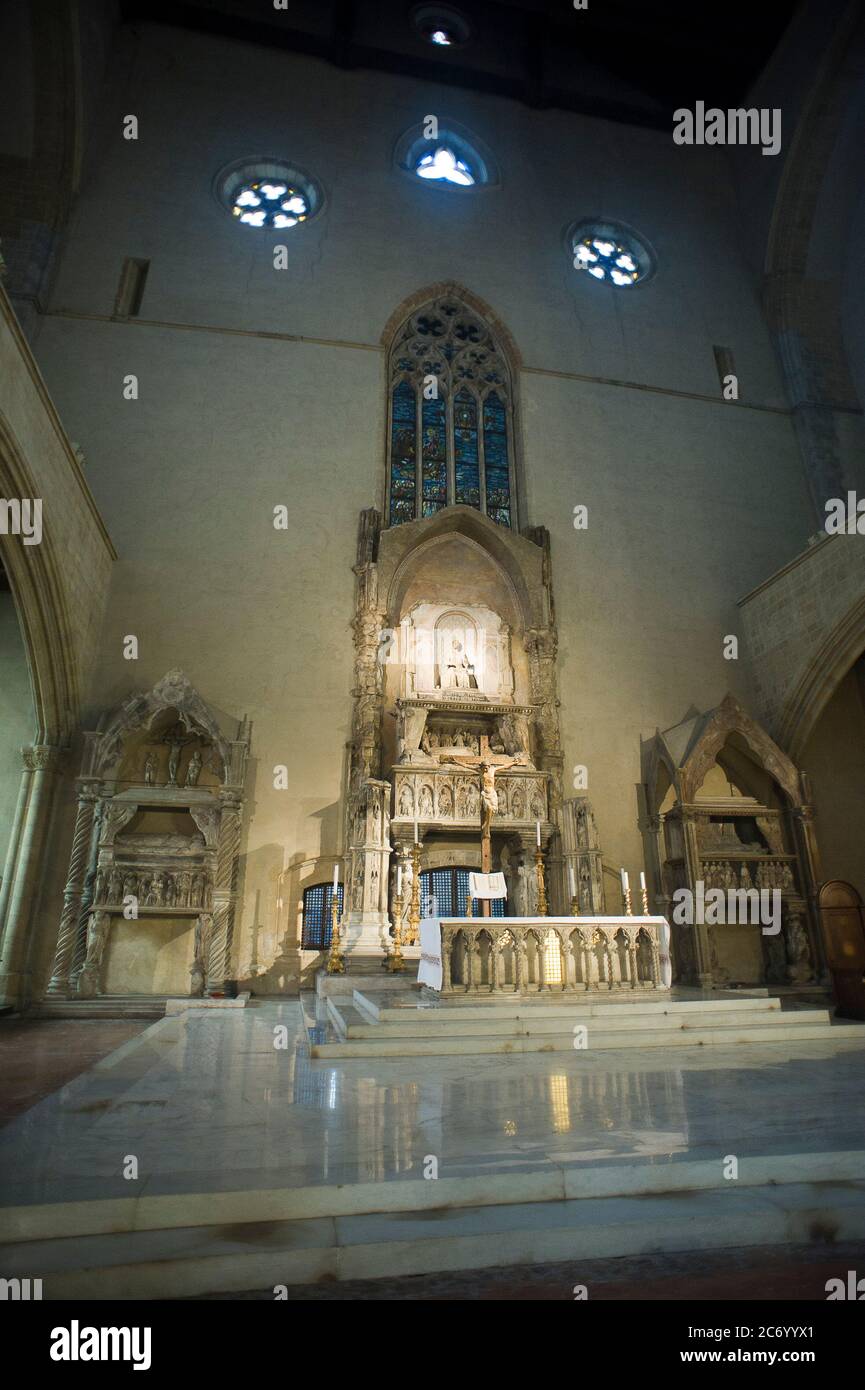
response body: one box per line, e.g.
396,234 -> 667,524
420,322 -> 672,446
678,694 -> 802,806
0,410 -> 79,745
380,282 -> 523,372
780,593 -> 865,761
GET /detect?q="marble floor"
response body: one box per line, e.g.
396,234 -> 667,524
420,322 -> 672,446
0,999 -> 864,1215
0,1017 -> 152,1125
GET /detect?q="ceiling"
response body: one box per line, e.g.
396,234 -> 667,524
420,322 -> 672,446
119,0 -> 800,130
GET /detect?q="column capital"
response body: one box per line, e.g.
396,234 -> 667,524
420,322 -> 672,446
21,744 -> 63,772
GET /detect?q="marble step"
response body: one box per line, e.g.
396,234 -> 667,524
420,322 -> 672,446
312,1016 -> 865,1057
353,991 -> 781,1023
331,1002 -> 803,1040
2,1179 -> 864,1298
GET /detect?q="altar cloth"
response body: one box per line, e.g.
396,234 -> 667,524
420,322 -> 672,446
418,918 -> 443,992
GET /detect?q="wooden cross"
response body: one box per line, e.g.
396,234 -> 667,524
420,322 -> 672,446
448,735 -> 518,915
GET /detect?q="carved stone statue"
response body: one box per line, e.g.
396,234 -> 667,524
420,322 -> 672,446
185,749 -> 203,786
480,763 -> 498,833
144,751 -> 157,785
77,911 -> 111,997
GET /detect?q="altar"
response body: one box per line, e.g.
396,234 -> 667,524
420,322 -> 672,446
418,915 -> 671,995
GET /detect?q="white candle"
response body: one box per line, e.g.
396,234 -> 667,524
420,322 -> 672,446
640,871 -> 646,891
414,819 -> 419,845
568,863 -> 576,896
536,819 -> 541,847
333,863 -> 339,891
621,868 -> 629,893
397,865 -> 402,895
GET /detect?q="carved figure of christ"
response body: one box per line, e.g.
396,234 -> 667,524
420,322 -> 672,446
450,736 -> 518,916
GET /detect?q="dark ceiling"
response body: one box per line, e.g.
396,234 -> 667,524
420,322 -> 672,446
120,0 -> 800,130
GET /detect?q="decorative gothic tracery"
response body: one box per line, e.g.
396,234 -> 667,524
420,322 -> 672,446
387,295 -> 515,528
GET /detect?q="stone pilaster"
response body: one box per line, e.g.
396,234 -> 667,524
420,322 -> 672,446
0,744 -> 63,1008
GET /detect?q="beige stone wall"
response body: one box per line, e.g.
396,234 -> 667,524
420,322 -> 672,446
738,534 -> 865,747
21,24 -> 829,990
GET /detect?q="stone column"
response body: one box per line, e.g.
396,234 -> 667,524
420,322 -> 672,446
0,745 -> 63,1008
207,794 -> 242,996
47,780 -> 101,996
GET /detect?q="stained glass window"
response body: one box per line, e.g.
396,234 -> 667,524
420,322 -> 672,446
483,392 -> 511,527
421,395 -> 447,516
389,380 -> 417,525
454,388 -> 480,508
301,882 -> 345,950
570,221 -> 653,287
386,295 -> 514,529
420,867 -> 506,918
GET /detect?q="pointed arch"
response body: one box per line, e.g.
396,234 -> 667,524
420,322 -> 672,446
381,285 -> 522,530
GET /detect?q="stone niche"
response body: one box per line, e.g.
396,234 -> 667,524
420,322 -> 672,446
47,670 -> 251,1001
645,694 -> 822,989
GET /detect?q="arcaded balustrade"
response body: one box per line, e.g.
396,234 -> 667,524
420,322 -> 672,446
439,917 -> 667,994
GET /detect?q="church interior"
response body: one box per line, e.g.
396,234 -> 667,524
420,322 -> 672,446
1,0 -> 865,1314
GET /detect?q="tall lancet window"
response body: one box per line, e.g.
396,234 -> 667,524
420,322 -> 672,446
386,295 -> 515,528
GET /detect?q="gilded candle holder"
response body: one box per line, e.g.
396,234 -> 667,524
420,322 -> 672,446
326,896 -> 345,974
534,848 -> 548,917
405,843 -> 421,945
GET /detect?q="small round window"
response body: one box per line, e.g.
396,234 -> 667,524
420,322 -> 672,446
569,221 -> 654,287
216,159 -> 323,231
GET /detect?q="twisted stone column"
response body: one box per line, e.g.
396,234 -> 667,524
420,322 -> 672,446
47,782 -> 100,996
207,796 -> 242,996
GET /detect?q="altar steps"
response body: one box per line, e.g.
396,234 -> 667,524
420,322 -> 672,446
312,992 -> 865,1057
3,1171 -> 864,1299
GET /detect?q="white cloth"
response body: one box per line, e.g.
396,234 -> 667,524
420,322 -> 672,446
417,917 -> 443,992
468,871 -> 507,900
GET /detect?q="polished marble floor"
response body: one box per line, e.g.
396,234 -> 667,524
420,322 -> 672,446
0,1000 -> 863,1211
0,1017 -> 152,1125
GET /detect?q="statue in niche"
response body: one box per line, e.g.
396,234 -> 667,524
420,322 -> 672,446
456,783 -> 470,819
122,872 -> 137,901
782,864 -> 794,891
511,787 -> 525,820
94,870 -> 106,903
82,911 -> 110,970
108,868 -> 123,902
398,784 -> 414,818
418,785 -> 434,818
371,787 -> 382,828
177,870 -> 191,907
452,729 -> 464,748
144,875 -> 159,906
144,752 -> 157,786
438,784 -> 453,817
167,742 -> 181,786
466,782 -> 479,818
740,863 -> 752,888
443,637 -> 475,690
185,749 -> 203,787
530,790 -> 545,821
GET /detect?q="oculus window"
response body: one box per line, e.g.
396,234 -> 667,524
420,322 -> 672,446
215,159 -> 323,231
569,220 -> 654,287
395,122 -> 497,191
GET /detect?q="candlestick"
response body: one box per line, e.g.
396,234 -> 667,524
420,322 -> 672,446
640,870 -> 649,916
387,889 -> 405,973
397,864 -> 402,896
534,847 -> 548,917
414,819 -> 419,845
326,890 -> 345,974
333,862 -> 339,892
465,893 -> 473,918
406,841 -> 421,944
536,819 -> 541,848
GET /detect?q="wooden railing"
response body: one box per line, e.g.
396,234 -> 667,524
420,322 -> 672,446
438,917 -> 667,994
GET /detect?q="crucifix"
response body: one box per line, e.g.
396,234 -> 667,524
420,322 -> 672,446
450,735 -> 519,916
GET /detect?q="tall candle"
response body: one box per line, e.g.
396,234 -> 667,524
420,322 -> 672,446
536,819 -> 541,847
414,819 -> 419,845
640,871 -> 646,891
568,862 -> 576,896
621,868 -> 629,893
397,865 -> 402,895
333,862 -> 339,891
